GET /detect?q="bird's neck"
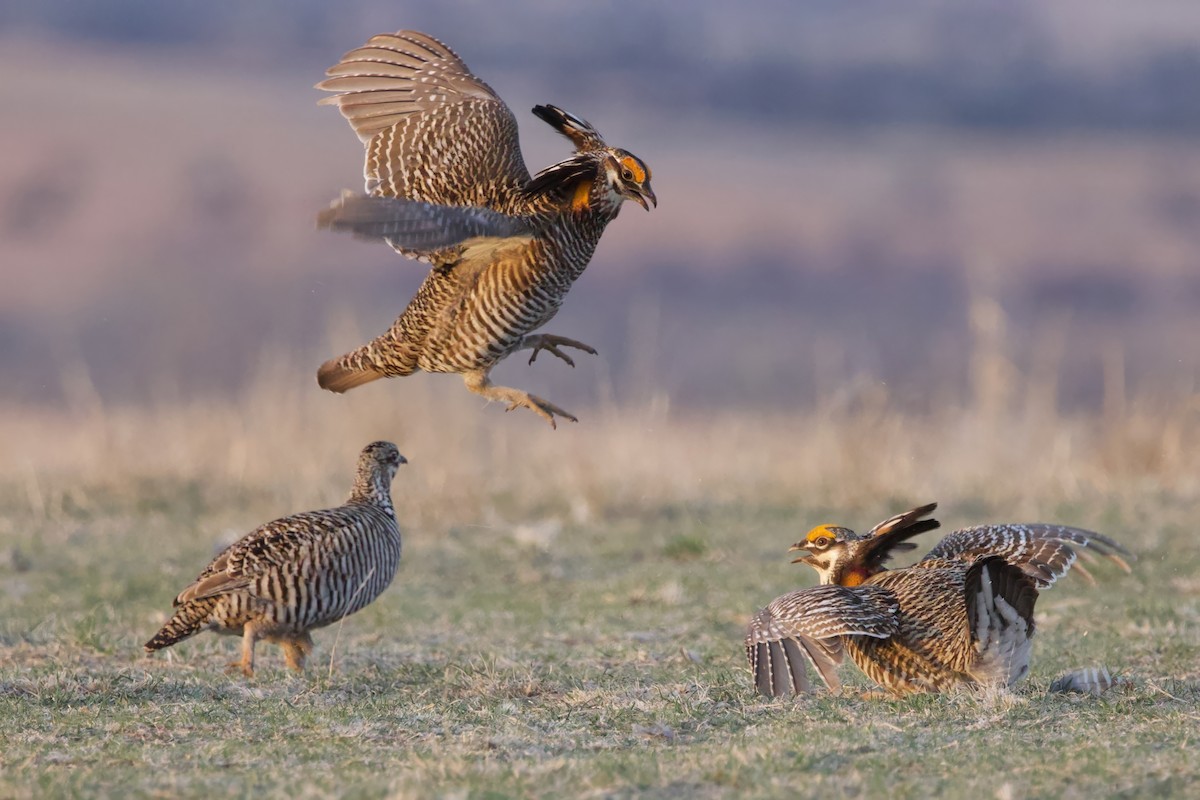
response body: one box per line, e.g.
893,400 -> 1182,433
831,564 -> 881,587
349,468 -> 394,513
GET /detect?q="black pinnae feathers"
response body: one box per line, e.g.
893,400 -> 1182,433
532,104 -> 605,150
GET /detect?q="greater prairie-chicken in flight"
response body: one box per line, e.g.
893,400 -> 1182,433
314,31 -> 656,428
746,503 -> 1132,697
144,442 -> 406,677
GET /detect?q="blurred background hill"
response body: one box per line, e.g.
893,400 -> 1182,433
3,0 -> 1199,412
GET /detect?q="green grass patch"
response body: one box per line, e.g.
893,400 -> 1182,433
1,494 -> 1197,798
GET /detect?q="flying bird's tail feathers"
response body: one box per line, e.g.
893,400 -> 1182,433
318,357 -> 385,393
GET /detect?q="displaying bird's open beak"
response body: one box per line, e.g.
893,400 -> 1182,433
631,184 -> 657,211
789,542 -> 813,564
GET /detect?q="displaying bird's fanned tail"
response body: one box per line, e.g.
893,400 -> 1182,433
962,555 -> 1039,685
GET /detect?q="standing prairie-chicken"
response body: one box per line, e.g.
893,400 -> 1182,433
144,442 -> 406,676
746,503 -> 1132,697
314,30 -> 656,428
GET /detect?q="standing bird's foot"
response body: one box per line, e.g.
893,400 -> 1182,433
521,334 -> 598,368
464,370 -> 578,429
229,622 -> 258,678
225,660 -> 255,678
281,633 -> 314,673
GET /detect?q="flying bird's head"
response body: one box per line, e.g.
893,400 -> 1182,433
603,149 -> 656,210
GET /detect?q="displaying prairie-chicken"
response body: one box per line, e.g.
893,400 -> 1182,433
144,442 -> 406,676
746,503 -> 1132,697
314,30 -> 656,428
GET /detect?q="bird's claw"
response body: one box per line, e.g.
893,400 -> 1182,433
504,393 -> 578,429
524,335 -> 598,368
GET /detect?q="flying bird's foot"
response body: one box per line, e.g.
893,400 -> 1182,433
464,370 -> 579,429
504,391 -> 578,429
521,334 -> 598,368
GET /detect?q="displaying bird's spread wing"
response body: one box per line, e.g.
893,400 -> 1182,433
317,31 -> 532,209
746,584 -> 900,697
317,191 -> 532,256
923,524 -> 1133,588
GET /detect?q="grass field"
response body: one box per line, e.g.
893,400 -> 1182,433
1,372 -> 1199,798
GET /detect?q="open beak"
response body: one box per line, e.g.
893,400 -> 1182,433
631,183 -> 657,211
788,542 -> 812,564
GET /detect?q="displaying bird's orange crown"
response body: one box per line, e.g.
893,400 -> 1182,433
806,524 -> 841,544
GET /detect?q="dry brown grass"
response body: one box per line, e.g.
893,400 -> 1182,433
5,336 -> 1198,533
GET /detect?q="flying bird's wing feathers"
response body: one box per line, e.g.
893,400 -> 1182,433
317,191 -> 532,255
317,31 -> 531,209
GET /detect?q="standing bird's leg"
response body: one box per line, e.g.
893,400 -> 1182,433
228,622 -> 259,678
281,632 -> 314,673
463,369 -> 578,429
519,334 -> 598,367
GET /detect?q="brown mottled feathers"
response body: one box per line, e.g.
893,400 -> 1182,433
315,31 -> 655,427
748,506 -> 1130,697
923,523 -> 1133,588
316,359 -> 386,394
855,501 -> 941,574
746,584 -> 899,695
317,191 -> 532,255
317,31 -> 530,209
144,442 -> 405,675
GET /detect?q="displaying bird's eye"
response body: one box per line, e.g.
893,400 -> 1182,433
621,168 -> 634,181
813,537 -> 830,548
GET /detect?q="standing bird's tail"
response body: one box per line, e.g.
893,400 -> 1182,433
144,598 -> 219,653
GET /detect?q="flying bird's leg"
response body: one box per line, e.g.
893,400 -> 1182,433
281,632 -> 314,672
227,622 -> 260,678
520,334 -> 598,368
463,369 -> 578,429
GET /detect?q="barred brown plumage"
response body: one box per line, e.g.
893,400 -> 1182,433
144,442 -> 406,677
314,31 -> 656,428
747,503 -> 1132,697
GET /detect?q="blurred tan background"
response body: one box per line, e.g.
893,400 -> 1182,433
2,1 -> 1199,509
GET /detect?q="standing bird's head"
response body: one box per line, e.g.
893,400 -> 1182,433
362,441 -> 407,479
352,441 -> 407,506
